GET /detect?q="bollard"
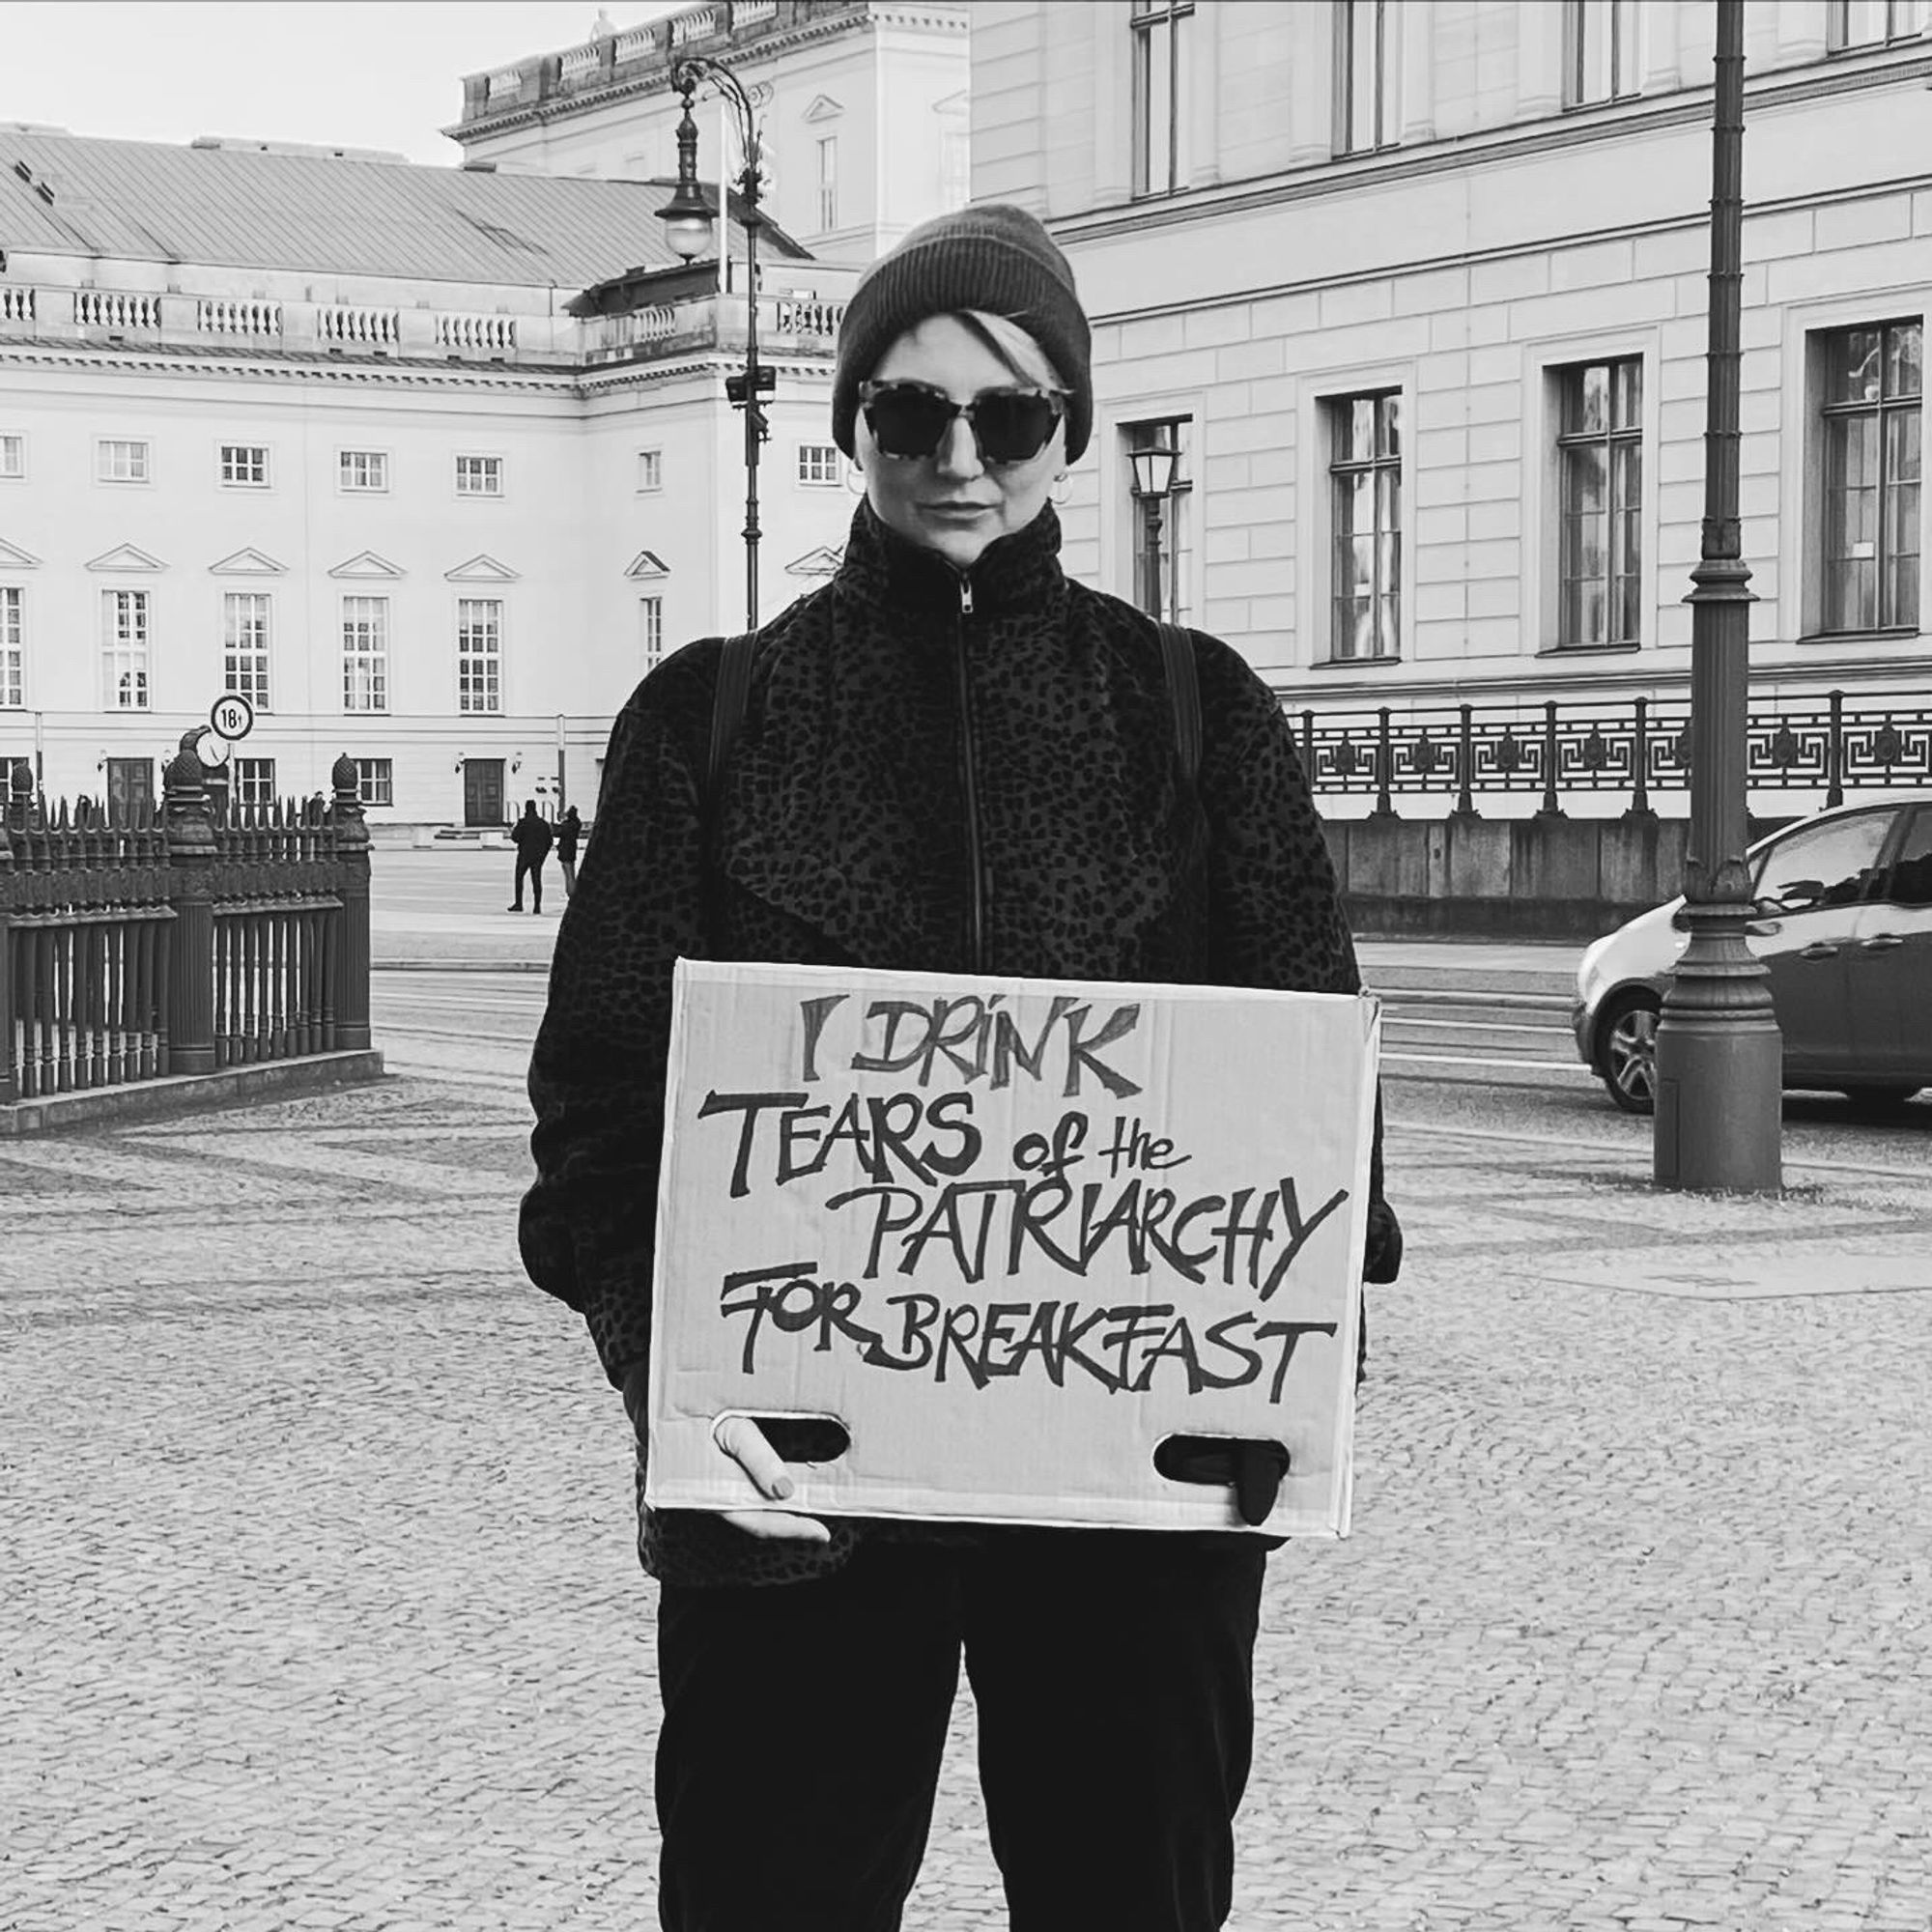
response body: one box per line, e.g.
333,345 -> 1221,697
163,735 -> 218,1076
330,753 -> 372,1052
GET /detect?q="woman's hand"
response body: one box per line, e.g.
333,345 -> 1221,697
713,1414 -> 834,1544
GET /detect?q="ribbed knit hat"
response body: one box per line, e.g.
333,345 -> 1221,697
832,203 -> 1093,464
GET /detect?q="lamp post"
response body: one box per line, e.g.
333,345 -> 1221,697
1128,434 -> 1181,621
658,57 -> 772,633
1652,0 -> 1781,1193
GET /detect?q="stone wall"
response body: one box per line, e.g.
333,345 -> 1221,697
1326,811 -> 1699,939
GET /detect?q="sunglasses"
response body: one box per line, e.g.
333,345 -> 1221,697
859,381 -> 1067,467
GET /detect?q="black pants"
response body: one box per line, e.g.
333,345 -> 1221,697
511,853 -> 545,909
655,1528 -> 1266,1932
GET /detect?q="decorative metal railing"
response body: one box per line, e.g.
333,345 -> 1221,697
1286,685 -> 1932,811
0,745 -> 372,1108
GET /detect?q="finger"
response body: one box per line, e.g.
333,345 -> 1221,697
721,1508 -> 835,1545
712,1414 -> 795,1501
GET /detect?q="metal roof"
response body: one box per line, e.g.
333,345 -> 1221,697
0,131 -> 810,289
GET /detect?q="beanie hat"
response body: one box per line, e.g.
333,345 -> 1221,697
832,203 -> 1093,464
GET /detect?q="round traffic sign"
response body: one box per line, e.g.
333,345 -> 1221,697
193,726 -> 232,770
210,693 -> 255,742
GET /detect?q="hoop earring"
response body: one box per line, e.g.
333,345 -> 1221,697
1050,471 -> 1072,506
845,462 -> 867,497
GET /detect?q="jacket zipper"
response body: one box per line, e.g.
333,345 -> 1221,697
953,573 -> 986,971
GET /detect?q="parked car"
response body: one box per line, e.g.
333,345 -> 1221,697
1574,795 -> 1932,1114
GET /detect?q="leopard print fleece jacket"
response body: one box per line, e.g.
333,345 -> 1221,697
520,499 -> 1383,1589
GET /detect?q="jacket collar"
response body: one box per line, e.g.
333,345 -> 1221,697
837,498 -> 1066,619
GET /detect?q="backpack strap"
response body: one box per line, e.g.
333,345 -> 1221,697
705,631 -> 756,828
1157,620 -> 1201,789
700,632 -> 755,948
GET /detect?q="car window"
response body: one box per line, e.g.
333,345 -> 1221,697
1874,806 -> 1932,910
1751,810 -> 1893,914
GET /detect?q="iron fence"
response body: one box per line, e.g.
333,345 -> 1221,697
1289,684 -> 1932,812
0,741 -> 371,1107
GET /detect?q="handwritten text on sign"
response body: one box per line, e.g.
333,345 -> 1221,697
647,962 -> 1379,1534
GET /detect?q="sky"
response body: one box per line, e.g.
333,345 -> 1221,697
0,1 -> 685,166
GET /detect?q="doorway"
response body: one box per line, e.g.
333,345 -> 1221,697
104,757 -> 155,820
464,758 -> 505,828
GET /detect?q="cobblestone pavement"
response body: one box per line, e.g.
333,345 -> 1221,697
5,1066 -> 1931,1931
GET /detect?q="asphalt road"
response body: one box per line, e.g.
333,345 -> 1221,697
371,967 -> 1932,1173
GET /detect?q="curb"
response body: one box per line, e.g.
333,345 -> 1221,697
374,959 -> 552,974
0,1051 -> 388,1136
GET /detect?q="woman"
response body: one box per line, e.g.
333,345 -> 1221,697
522,203 -> 1400,1932
554,804 -> 582,897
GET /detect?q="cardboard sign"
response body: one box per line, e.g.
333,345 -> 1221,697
645,960 -> 1379,1537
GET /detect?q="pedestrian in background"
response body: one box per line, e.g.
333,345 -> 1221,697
555,805 -> 582,897
507,800 -> 553,914
521,203 -> 1401,1932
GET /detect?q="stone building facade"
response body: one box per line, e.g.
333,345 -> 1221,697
973,0 -> 1931,816
0,1 -> 972,832
450,0 -> 972,268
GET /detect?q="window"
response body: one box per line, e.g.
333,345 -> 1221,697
1556,358 -> 1643,646
1818,319 -> 1921,634
234,757 -> 277,809
456,454 -> 503,497
1875,805 -> 1932,908
817,136 -> 838,232
1124,417 -> 1194,622
101,589 -> 151,709
458,597 -> 503,714
1828,0 -> 1929,49
355,757 -> 394,808
342,596 -> 389,712
1337,0 -> 1402,156
0,433 -> 22,479
220,442 -> 269,487
98,439 -> 150,484
798,442 -> 842,486
638,448 -> 664,493
339,449 -> 389,493
0,585 -> 21,707
1564,0 -> 1642,106
640,595 -> 665,671
940,127 -> 969,213
223,592 -> 272,710
1328,392 -> 1402,661
1752,811 -> 1892,914
1132,0 -> 1193,196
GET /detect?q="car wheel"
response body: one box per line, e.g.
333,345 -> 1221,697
1840,1085 -> 1922,1116
1599,991 -> 1662,1115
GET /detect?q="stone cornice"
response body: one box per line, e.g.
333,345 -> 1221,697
0,341 -> 586,394
1083,164 -> 1932,329
1058,45 -> 1932,259
451,9 -> 866,145
0,335 -> 838,401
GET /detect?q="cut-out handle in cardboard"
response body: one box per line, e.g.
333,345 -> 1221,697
1155,1435 -> 1292,1527
735,1413 -> 853,1465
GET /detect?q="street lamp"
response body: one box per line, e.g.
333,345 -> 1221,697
1652,0 -> 1781,1193
659,56 -> 773,632
1128,433 -> 1181,621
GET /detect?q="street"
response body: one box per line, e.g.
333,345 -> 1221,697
3,859 -> 1930,1931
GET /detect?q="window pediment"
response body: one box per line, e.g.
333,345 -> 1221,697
445,554 -> 521,582
86,543 -> 167,573
209,547 -> 288,576
327,551 -> 405,580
